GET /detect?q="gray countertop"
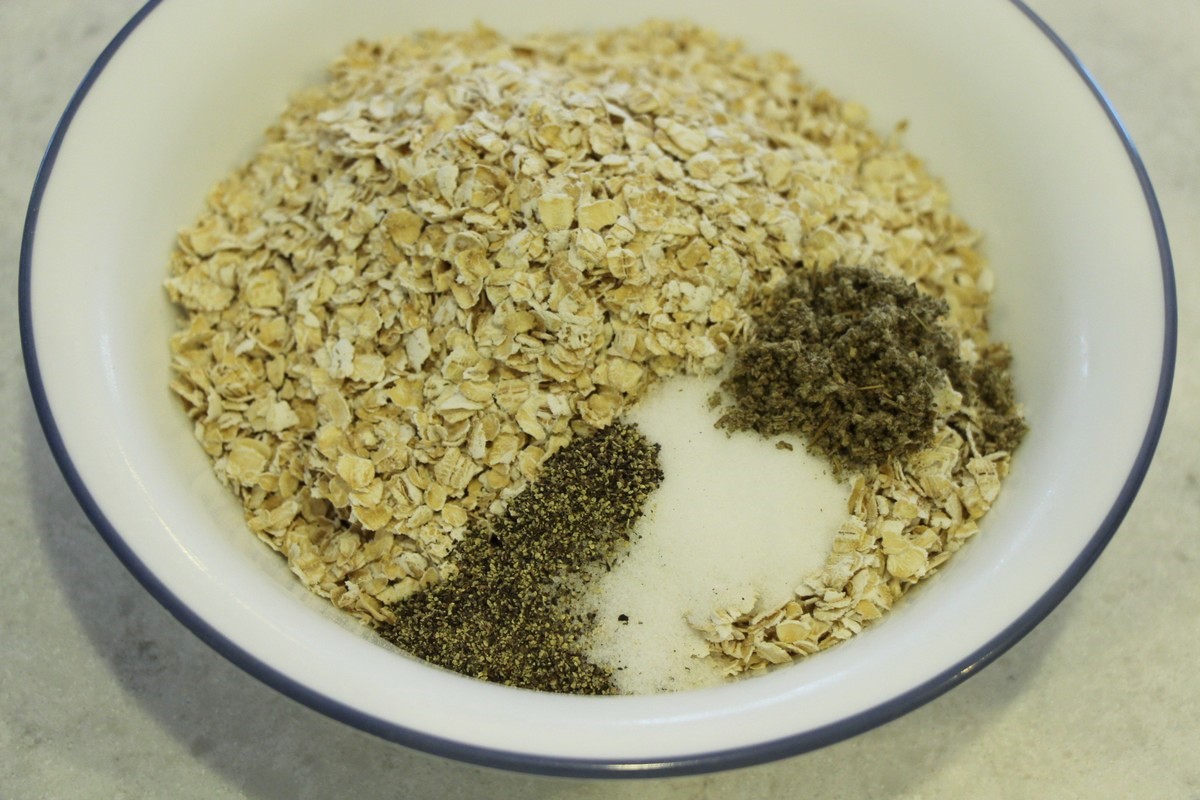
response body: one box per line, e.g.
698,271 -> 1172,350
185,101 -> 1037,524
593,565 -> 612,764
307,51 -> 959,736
3,1 -> 1197,797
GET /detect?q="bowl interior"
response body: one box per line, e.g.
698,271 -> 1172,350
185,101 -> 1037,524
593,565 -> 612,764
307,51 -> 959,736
23,0 -> 1171,773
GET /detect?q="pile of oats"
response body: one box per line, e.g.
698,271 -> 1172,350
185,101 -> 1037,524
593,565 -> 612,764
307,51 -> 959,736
166,21 -> 1013,678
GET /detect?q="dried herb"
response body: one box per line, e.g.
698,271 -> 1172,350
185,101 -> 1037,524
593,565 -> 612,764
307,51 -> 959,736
969,341 -> 1027,454
718,265 -> 1024,471
379,422 -> 662,694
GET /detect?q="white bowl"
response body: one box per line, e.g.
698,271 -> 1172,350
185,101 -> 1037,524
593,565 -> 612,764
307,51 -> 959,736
20,0 -> 1175,776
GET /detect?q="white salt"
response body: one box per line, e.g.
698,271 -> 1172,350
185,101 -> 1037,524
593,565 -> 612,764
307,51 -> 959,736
583,374 -> 848,694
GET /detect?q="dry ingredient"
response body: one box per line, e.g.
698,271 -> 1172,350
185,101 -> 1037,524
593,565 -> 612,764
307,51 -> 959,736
967,343 -> 1028,455
379,422 -> 661,694
717,264 -> 1020,473
164,20 -> 1023,690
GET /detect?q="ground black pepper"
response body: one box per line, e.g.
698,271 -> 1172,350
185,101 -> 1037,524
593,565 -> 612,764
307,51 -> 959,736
718,265 -> 1025,471
378,422 -> 663,694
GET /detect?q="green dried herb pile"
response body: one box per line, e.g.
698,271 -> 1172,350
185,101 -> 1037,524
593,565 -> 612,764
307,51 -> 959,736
379,422 -> 662,694
718,265 -> 1025,471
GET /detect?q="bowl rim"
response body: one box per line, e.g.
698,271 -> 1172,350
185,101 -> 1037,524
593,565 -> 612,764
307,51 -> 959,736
19,0 -> 1177,778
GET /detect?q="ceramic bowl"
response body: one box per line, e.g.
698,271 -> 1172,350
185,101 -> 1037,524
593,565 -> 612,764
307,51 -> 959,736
21,0 -> 1175,776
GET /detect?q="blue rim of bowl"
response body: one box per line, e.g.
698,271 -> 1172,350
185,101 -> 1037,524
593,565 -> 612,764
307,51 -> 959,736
19,0 -> 1177,779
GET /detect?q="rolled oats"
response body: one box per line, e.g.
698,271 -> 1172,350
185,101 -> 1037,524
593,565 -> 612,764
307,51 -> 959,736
167,20 -> 1018,680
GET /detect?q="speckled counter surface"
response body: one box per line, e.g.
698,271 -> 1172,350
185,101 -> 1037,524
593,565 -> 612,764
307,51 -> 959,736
2,2 -> 1197,797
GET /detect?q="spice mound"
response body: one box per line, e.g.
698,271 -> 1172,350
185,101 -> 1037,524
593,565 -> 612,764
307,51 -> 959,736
718,265 -> 1024,473
380,422 -> 661,694
165,21 -> 1025,693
